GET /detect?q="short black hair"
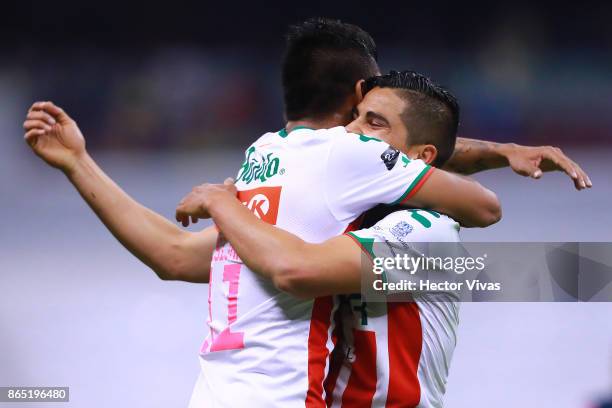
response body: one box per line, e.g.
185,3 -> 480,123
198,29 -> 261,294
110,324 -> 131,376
363,71 -> 459,167
282,17 -> 379,121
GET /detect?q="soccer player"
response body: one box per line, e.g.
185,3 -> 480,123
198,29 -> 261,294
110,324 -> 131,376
181,190 -> 459,408
180,24 -> 501,408
23,19 -> 589,407
173,71 -> 461,407
176,67 -> 591,407
172,71 -> 513,407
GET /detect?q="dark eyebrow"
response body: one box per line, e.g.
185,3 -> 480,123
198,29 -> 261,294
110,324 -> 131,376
366,111 -> 389,126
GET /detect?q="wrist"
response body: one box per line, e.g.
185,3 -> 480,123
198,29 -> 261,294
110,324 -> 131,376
204,191 -> 232,219
63,150 -> 91,178
493,143 -> 515,167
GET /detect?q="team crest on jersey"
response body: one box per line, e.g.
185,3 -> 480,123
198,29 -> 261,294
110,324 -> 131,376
390,221 -> 413,238
381,146 -> 400,170
238,186 -> 282,225
237,146 -> 282,184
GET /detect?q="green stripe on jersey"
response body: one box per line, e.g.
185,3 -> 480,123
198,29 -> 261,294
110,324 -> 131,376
391,165 -> 432,205
347,232 -> 376,259
358,134 -> 383,143
278,125 -> 314,137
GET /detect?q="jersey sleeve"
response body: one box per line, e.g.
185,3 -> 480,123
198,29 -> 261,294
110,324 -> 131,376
349,210 -> 460,248
324,133 -> 434,222
346,210 -> 462,296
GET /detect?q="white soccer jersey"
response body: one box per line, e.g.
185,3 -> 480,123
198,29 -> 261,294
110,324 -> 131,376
327,209 -> 461,408
189,126 -> 434,408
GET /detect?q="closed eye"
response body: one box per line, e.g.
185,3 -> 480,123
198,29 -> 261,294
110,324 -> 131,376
365,111 -> 389,128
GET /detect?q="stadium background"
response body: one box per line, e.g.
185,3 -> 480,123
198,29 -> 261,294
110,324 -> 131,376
1,1 -> 611,406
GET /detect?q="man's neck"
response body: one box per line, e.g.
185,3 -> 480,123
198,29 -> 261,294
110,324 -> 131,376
285,113 -> 347,133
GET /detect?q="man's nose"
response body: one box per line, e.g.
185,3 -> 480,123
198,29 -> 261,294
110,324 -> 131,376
345,122 -> 361,134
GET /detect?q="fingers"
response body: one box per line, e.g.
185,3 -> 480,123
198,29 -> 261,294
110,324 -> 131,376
175,213 -> 199,227
24,110 -> 56,127
175,210 -> 191,227
530,157 -> 543,179
24,128 -> 45,139
566,161 -> 589,190
175,182 -> 231,227
175,199 -> 203,227
573,161 -> 592,188
512,145 -> 592,191
180,216 -> 190,227
511,159 -> 539,178
29,101 -> 70,123
541,149 -> 587,190
22,109 -> 57,148
23,119 -> 52,132
24,129 -> 43,147
223,177 -> 238,196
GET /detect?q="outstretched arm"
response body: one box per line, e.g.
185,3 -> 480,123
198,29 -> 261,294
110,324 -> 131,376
444,137 -> 592,190
175,183 -> 362,298
23,101 -> 216,283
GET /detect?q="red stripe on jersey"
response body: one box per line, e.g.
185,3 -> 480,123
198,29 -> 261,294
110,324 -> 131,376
400,167 -> 434,205
324,295 -> 354,406
323,321 -> 342,407
341,329 -> 378,406
306,216 -> 364,407
386,302 -> 423,407
305,296 -> 334,407
321,216 -> 366,405
343,213 -> 365,233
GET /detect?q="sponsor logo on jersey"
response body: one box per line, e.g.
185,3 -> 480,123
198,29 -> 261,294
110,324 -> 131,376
390,221 -> 413,238
237,186 -> 282,225
381,146 -> 400,170
237,146 -> 282,184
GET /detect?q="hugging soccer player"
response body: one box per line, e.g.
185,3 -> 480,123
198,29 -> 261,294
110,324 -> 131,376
178,70 -> 465,406
23,18 -> 590,408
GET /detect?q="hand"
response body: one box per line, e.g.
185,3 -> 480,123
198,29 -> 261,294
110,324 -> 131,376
23,101 -> 86,172
175,178 -> 238,227
501,144 -> 592,190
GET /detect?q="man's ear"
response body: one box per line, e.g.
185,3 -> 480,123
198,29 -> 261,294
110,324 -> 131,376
354,79 -> 366,103
416,144 -> 438,165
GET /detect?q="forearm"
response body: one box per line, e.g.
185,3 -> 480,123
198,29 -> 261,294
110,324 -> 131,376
409,169 -> 502,228
207,194 -> 364,298
433,176 -> 500,228
65,153 -> 197,280
207,194 -> 306,281
443,137 -> 510,175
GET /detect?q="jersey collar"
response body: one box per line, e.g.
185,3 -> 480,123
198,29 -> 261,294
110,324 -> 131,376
278,125 -> 314,137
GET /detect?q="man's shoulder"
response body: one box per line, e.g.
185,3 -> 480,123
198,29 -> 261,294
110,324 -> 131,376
286,126 -> 385,143
251,126 -> 386,147
249,126 -> 348,147
361,209 -> 460,242
248,130 -> 285,148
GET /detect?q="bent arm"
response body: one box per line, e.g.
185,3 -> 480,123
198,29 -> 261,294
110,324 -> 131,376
405,168 -> 502,228
324,134 -> 500,229
207,192 -> 362,298
67,154 -> 216,282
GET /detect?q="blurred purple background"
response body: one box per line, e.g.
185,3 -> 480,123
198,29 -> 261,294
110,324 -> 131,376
2,2 -> 611,150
